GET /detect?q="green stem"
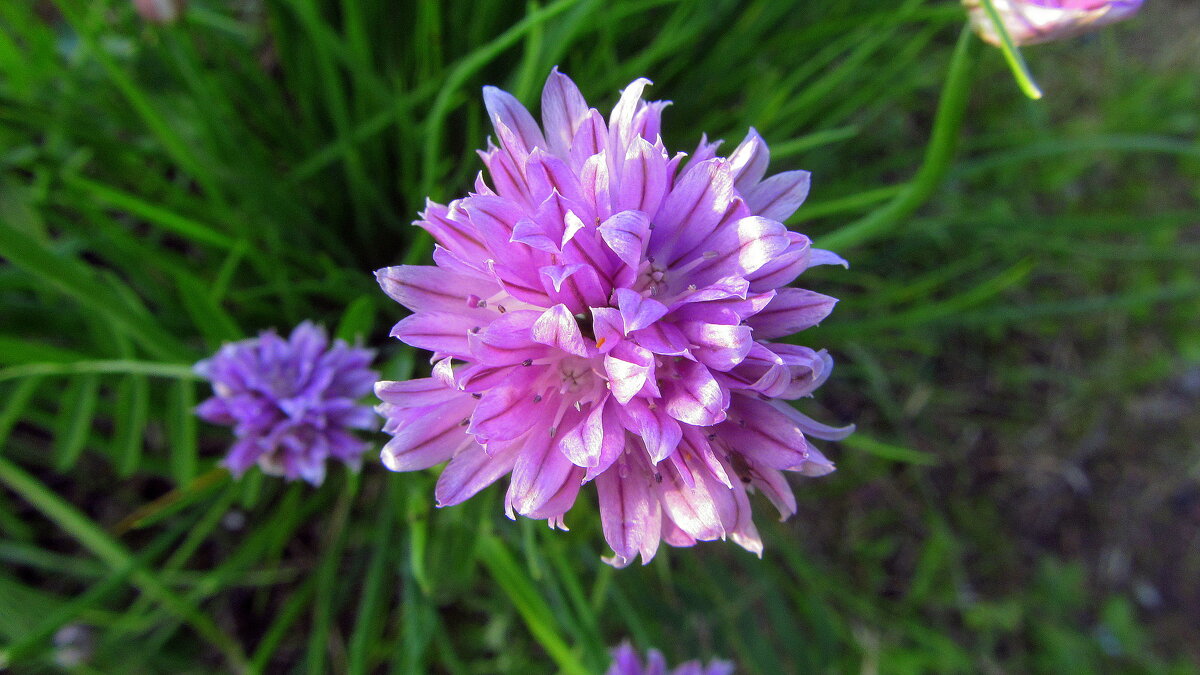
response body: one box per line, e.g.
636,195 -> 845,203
0,360 -> 200,384
978,0 -> 1044,99
817,26 -> 978,252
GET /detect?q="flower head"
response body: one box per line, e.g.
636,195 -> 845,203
133,0 -> 186,24
195,322 -> 377,486
607,642 -> 733,675
964,0 -> 1143,45
376,69 -> 850,566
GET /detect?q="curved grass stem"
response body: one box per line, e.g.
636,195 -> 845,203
817,26 -> 979,252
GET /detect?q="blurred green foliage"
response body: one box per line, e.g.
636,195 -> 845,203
0,0 -> 1197,673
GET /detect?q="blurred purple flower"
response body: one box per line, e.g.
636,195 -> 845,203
376,69 -> 850,566
607,643 -> 733,675
195,322 -> 377,486
133,0 -> 186,24
965,0 -> 1143,45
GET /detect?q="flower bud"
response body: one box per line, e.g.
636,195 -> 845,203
133,0 -> 186,24
964,0 -> 1143,45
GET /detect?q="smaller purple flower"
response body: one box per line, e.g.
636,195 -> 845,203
607,643 -> 733,675
133,0 -> 186,24
964,0 -> 1143,45
195,322 -> 378,486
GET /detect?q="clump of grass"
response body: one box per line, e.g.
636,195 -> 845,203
0,0 -> 1196,672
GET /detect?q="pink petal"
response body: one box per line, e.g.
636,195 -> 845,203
569,110 -> 608,172
657,454 -> 725,541
541,67 -> 590,157
718,395 -> 812,471
435,441 -> 520,507
375,265 -> 498,315
809,247 -> 850,268
468,310 -> 546,366
513,463 -> 585,520
483,85 -> 546,153
539,263 -> 607,313
508,424 -> 582,516
745,169 -> 811,222
539,263 -> 586,292
677,133 -> 723,179
726,476 -> 763,557
628,321 -> 691,357
467,372 -> 550,442
607,77 -> 652,155
596,452 -> 662,566
589,306 -> 624,353
381,396 -> 477,471
662,360 -> 728,426
418,199 -> 490,263
750,463 -> 797,520
796,444 -> 836,476
679,322 -> 753,372
478,144 -> 532,206
559,397 -> 624,476
617,396 -> 683,463
604,342 -> 656,404
615,137 -> 669,216
649,158 -> 735,260
660,516 -> 697,547
510,218 -> 562,253
746,232 -> 812,292
598,210 -> 652,269
684,215 -> 791,283
671,291 -> 775,326
531,304 -> 590,357
614,287 -> 669,333
668,275 -> 749,307
747,288 -> 838,338
579,151 -> 612,220
375,378 -> 462,409
728,127 -> 770,193
390,312 -> 475,359
768,398 -> 854,441
631,100 -> 670,144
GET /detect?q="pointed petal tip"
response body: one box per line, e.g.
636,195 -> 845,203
602,553 -> 633,569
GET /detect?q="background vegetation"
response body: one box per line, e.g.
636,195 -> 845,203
1,0 -> 1197,672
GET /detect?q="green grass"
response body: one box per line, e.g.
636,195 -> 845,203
1,0 -> 1197,672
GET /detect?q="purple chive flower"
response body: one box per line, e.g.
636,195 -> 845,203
133,0 -> 186,24
607,642 -> 733,675
376,69 -> 851,566
195,322 -> 378,486
964,0 -> 1143,45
